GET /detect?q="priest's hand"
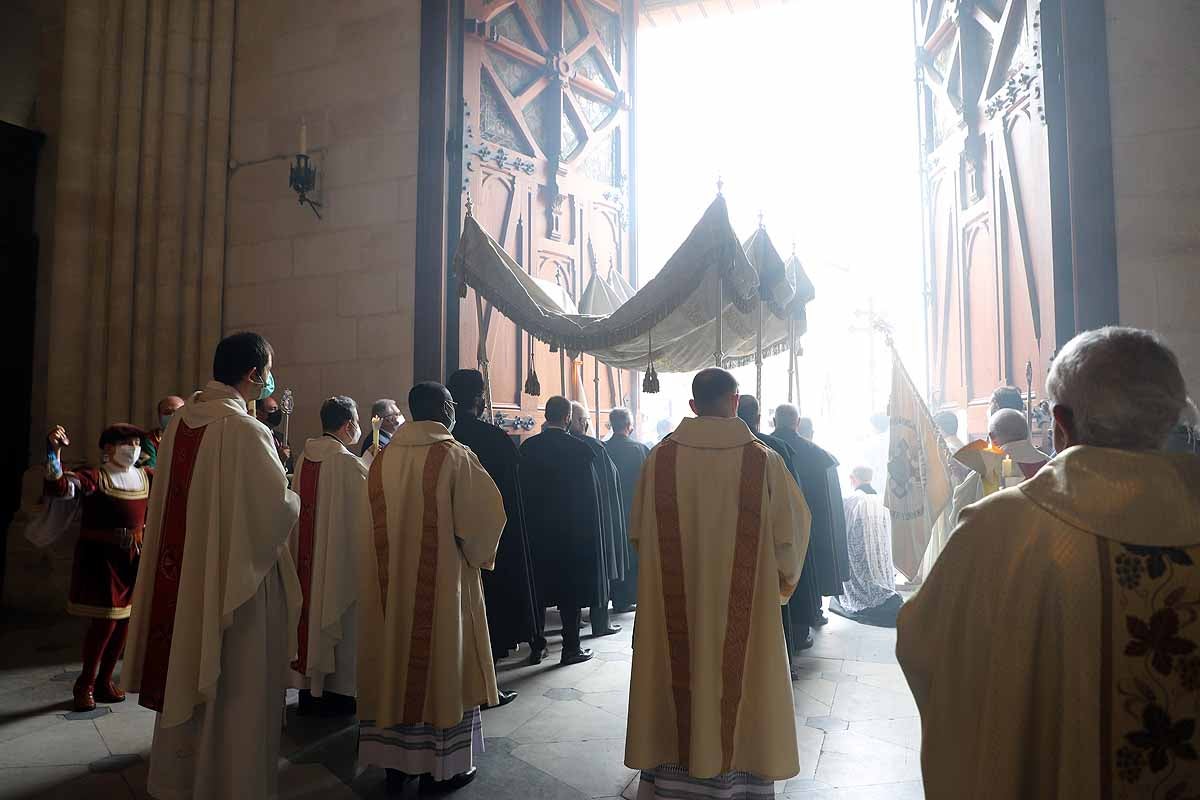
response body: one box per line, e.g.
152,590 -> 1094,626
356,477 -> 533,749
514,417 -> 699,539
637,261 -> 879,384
46,426 -> 70,455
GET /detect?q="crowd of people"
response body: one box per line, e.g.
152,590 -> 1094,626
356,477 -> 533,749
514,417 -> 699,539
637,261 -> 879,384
32,324 -> 1200,799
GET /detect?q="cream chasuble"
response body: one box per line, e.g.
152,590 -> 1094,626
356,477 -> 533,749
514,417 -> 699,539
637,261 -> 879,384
625,416 -> 811,780
289,435 -> 368,697
123,381 -> 302,726
358,421 -> 506,730
898,446 -> 1200,800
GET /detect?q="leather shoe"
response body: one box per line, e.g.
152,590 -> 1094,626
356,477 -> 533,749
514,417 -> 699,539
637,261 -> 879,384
94,681 -> 126,704
591,624 -> 622,637
420,767 -> 478,792
528,645 -> 546,665
560,647 -> 594,666
484,690 -> 518,709
797,633 -> 815,651
72,683 -> 97,713
814,610 -> 829,626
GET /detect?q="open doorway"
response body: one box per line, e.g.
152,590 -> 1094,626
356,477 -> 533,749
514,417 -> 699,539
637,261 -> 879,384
634,2 -> 927,478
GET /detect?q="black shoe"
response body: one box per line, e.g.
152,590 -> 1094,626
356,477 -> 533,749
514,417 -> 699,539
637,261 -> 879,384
484,690 -> 518,709
590,624 -> 621,637
814,610 -> 829,627
386,769 -> 417,796
529,646 -> 545,665
420,767 -> 479,792
560,648 -> 594,666
611,604 -> 637,614
321,692 -> 357,717
797,633 -> 815,651
296,689 -> 317,716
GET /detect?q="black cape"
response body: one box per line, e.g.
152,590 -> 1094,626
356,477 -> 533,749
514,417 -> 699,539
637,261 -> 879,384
519,429 -> 603,608
602,435 -> 650,608
572,432 -> 628,583
753,430 -> 823,657
452,414 -> 541,654
775,428 -> 851,593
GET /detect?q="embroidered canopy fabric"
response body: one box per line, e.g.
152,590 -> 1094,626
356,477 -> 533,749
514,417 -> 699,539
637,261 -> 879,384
453,196 -> 814,373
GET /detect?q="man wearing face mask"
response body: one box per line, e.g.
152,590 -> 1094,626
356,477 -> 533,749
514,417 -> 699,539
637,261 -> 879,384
122,331 -> 303,800
289,396 -> 368,717
44,422 -> 152,712
360,398 -> 404,464
139,396 -> 184,468
256,394 -> 293,472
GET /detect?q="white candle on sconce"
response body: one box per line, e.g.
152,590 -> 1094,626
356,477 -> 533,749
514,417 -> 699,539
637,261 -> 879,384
299,120 -> 307,156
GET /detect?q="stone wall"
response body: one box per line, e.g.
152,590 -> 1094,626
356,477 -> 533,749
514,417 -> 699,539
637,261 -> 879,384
1107,0 -> 1200,393
226,0 -> 422,448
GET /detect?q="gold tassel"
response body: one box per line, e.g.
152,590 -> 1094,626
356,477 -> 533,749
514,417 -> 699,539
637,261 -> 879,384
642,363 -> 660,394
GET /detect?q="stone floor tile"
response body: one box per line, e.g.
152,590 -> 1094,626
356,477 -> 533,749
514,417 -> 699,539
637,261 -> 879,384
792,656 -> 844,673
829,682 -> 918,723
854,673 -> 911,694
621,771 -> 640,800
0,718 -> 111,767
579,690 -> 628,719
64,707 -> 111,721
478,691 -> 554,739
574,662 -> 632,694
782,779 -> 925,799
793,677 -> 837,706
781,778 -> 834,793
0,765 -> 90,798
791,686 -> 832,719
278,761 -> 358,799
839,662 -> 904,678
794,722 -> 825,781
511,738 -> 634,798
804,716 -> 849,733
846,717 -> 921,751
815,732 -> 921,788
35,771 -> 134,799
509,699 -> 626,744
502,657 -> 605,692
89,754 -> 142,773
544,688 -> 584,701
95,709 -> 155,757
0,704 -> 71,746
433,744 -> 591,800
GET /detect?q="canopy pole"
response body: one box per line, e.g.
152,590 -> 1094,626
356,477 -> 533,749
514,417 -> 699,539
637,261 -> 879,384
755,299 -> 764,401
559,350 -> 566,395
475,293 -> 494,421
594,357 -> 601,439
787,319 -> 795,404
714,270 -> 725,367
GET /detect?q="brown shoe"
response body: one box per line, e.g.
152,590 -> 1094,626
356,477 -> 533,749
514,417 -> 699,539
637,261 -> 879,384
73,683 -> 97,712
94,681 -> 126,704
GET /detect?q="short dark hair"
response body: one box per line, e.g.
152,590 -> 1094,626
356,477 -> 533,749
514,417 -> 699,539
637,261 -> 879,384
371,399 -> 397,418
990,386 -> 1024,413
736,395 -> 760,429
409,382 -> 450,422
447,369 -> 486,407
213,332 -> 272,387
544,395 -> 571,425
934,410 -> 958,437
320,396 -> 357,433
99,423 -> 146,449
692,368 -> 738,414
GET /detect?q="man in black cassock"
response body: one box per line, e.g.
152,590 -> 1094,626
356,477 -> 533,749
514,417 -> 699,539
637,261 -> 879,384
519,396 -> 602,666
568,402 -> 623,637
774,403 -> 851,616
447,370 -> 543,683
602,407 -> 649,613
738,396 -> 820,658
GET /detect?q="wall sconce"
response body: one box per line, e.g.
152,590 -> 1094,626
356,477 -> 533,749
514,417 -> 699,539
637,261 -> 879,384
289,121 -> 322,218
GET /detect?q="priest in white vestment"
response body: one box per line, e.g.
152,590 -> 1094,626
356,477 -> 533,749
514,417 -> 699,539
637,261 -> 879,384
899,327 -> 1200,799
626,368 -> 811,800
358,382 -> 506,794
289,395 -> 368,717
832,466 -> 901,627
122,332 -> 303,800
948,408 -> 1050,528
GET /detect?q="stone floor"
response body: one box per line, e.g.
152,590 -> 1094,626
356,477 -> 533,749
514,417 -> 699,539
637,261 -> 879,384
0,608 -> 923,799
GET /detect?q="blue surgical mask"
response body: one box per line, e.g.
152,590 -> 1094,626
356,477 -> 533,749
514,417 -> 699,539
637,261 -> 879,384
256,370 -> 275,401
159,414 -> 173,431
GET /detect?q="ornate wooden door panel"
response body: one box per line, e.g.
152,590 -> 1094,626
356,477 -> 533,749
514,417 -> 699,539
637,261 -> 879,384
460,0 -> 636,432
916,0 -> 1056,437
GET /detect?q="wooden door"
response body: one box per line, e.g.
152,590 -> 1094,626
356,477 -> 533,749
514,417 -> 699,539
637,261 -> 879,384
915,0 -> 1058,439
459,0 -> 637,437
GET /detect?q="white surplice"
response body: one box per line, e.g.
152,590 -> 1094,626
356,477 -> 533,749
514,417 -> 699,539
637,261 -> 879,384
122,381 -> 302,800
289,435 -> 367,698
838,488 -> 898,615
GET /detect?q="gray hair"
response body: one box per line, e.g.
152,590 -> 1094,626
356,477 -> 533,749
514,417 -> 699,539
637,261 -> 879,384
609,407 -> 632,433
775,403 -> 799,429
1045,326 -> 1186,450
987,408 -> 1028,446
851,465 -> 874,484
371,398 -> 397,418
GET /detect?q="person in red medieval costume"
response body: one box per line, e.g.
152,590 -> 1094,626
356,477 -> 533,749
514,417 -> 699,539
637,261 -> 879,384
44,422 -> 151,712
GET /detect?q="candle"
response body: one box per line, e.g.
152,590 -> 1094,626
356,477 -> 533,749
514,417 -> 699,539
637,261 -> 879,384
299,120 -> 307,156
371,415 -> 382,454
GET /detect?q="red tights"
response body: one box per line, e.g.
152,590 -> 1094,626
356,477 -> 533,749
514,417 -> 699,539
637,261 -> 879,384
78,618 -> 128,689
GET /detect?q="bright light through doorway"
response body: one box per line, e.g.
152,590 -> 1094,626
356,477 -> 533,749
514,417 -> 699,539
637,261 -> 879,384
634,1 -> 926,475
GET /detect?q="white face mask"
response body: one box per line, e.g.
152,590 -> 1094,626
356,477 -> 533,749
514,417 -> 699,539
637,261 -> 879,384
113,445 -> 140,468
346,423 -> 361,446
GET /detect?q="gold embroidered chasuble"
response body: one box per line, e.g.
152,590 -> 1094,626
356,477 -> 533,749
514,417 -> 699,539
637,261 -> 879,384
625,416 -> 811,780
898,446 -> 1200,799
358,421 -> 506,730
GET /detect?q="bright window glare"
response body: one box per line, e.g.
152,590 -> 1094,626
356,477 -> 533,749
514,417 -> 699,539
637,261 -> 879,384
634,2 -> 926,468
